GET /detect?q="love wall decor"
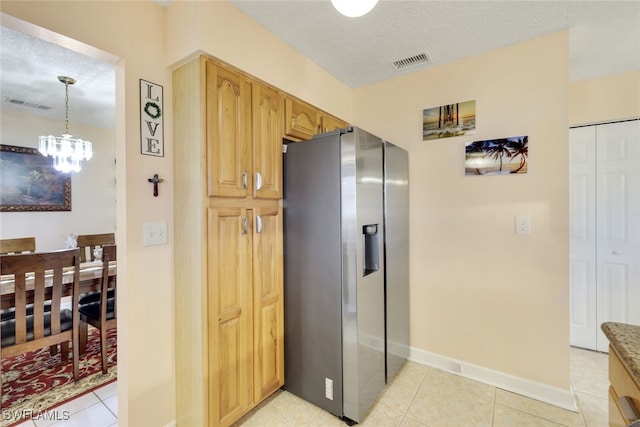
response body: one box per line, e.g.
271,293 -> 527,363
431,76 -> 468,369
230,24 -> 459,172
140,79 -> 164,157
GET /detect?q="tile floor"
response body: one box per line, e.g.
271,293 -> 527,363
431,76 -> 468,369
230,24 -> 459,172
10,381 -> 117,427
9,347 -> 608,427
235,347 -> 609,427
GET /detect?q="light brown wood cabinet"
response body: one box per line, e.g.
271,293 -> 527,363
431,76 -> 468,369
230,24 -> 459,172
208,207 -> 284,424
206,59 -> 282,200
284,97 -> 321,141
320,112 -> 348,134
608,345 -> 640,427
174,56 -> 284,427
252,83 -> 284,199
284,96 -> 348,141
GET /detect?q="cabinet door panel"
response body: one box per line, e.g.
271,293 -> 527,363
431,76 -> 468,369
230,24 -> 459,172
284,97 -> 320,141
321,114 -> 348,134
253,83 -> 283,199
207,61 -> 252,198
208,208 -> 252,426
252,207 -> 284,401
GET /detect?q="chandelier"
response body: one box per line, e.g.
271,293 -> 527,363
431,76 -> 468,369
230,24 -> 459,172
331,0 -> 378,17
38,76 -> 92,173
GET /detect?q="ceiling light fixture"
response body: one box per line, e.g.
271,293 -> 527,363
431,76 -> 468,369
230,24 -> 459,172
38,76 -> 92,173
331,0 -> 378,17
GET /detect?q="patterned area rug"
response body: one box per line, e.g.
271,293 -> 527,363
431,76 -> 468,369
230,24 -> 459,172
1,327 -> 117,426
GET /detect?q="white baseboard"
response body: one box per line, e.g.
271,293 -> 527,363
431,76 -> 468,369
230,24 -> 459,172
409,346 -> 578,412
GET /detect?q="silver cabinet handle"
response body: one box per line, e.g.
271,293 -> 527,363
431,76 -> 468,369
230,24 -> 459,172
256,215 -> 263,233
241,170 -> 248,189
620,396 -> 640,424
255,172 -> 263,191
241,216 -> 249,235
612,249 -> 622,255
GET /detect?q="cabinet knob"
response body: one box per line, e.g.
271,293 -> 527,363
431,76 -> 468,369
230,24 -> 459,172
255,172 -> 263,191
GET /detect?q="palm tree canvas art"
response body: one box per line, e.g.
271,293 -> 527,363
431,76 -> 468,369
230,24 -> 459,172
465,136 -> 528,175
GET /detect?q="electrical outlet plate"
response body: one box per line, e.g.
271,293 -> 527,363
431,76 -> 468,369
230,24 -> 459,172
325,378 -> 333,400
515,215 -> 531,235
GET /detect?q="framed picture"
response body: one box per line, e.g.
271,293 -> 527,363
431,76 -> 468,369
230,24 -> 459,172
423,100 -> 476,140
465,135 -> 529,176
0,144 -> 71,211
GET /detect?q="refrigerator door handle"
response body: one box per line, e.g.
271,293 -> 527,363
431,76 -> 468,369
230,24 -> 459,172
256,215 -> 263,233
255,171 -> 263,191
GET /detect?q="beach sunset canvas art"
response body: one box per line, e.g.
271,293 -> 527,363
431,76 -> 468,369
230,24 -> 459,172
465,135 -> 529,176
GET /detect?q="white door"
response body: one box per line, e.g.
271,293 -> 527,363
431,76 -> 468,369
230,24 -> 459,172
569,126 -> 597,349
570,120 -> 640,352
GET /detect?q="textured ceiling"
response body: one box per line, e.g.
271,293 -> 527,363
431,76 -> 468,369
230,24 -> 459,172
1,1 -> 638,131
229,0 -> 640,88
0,25 -> 115,131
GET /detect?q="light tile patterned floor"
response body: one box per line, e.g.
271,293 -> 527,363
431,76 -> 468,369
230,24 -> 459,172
234,347 -> 609,427
10,346 -> 607,426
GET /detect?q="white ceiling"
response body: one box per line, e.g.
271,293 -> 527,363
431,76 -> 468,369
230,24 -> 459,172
0,25 -> 115,131
1,1 -> 638,130
229,0 -> 640,88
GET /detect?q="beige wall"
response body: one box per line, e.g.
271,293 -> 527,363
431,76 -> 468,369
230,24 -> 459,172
1,1 -> 353,425
5,0 -> 636,422
164,0 -> 353,122
354,32 -> 571,390
569,71 -> 640,126
1,2 -> 174,426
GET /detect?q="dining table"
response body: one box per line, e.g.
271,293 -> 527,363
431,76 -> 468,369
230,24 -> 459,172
0,260 -> 117,310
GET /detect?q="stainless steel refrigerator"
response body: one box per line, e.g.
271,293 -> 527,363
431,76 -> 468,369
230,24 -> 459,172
283,126 -> 409,424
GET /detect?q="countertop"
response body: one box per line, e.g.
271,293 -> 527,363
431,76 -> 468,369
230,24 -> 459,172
601,322 -> 640,387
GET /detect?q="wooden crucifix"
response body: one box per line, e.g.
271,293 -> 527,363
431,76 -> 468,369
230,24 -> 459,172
148,173 -> 164,197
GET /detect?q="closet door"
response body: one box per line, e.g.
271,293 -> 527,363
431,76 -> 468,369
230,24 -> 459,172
569,126 -> 597,349
594,121 -> 640,351
569,120 -> 640,351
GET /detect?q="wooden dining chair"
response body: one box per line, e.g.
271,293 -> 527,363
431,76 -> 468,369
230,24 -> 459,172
79,244 -> 116,374
0,248 -> 81,405
0,237 -> 36,255
76,233 -> 116,309
76,233 -> 115,263
0,237 -> 60,357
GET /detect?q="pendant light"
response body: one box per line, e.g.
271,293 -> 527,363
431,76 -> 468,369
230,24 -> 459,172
331,0 -> 378,17
38,76 -> 92,173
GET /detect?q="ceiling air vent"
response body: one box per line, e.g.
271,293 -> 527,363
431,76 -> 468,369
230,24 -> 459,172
5,97 -> 52,111
392,53 -> 430,71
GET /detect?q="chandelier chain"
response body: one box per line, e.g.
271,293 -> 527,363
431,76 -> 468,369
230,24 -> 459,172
64,80 -> 70,134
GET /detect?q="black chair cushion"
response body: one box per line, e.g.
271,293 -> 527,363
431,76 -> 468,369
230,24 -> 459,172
1,309 -> 73,347
78,288 -> 115,306
1,303 -> 52,322
78,298 -> 115,321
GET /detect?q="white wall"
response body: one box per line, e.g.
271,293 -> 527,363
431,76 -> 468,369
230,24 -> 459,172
1,110 -> 116,250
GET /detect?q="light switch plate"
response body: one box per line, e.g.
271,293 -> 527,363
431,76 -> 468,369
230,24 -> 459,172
143,222 -> 168,246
